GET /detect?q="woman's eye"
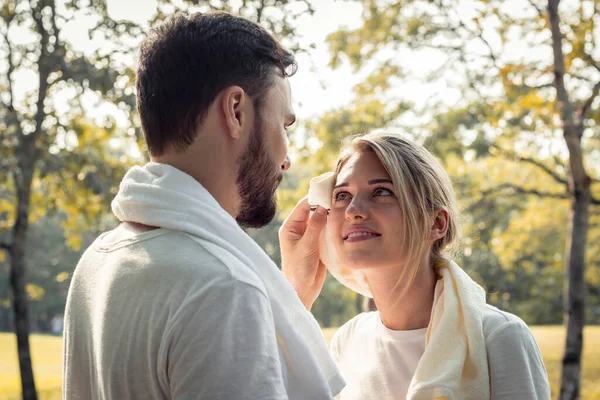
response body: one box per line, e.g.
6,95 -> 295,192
373,188 -> 393,197
333,192 -> 352,202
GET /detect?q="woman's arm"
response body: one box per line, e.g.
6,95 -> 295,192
486,320 -> 551,399
279,197 -> 329,310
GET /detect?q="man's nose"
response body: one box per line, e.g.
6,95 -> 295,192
281,156 -> 291,171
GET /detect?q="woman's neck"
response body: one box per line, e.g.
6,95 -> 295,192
365,258 -> 437,331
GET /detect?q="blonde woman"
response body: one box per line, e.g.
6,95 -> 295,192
280,132 -> 550,399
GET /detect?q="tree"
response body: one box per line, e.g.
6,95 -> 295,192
0,0 -> 315,398
0,214 -> 106,333
308,0 -> 599,397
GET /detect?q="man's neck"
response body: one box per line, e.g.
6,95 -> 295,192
151,151 -> 239,219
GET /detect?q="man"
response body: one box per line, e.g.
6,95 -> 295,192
63,12 -> 343,399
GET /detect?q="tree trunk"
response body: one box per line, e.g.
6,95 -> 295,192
7,3 -> 52,395
560,182 -> 590,400
9,164 -> 38,400
547,1 -> 591,398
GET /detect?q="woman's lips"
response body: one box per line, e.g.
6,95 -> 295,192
343,227 -> 381,242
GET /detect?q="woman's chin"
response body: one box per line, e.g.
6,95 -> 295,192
339,250 -> 404,272
342,253 -> 384,270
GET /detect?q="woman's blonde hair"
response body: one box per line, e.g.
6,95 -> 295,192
333,131 -> 459,294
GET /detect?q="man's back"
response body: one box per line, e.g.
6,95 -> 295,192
63,228 -> 288,399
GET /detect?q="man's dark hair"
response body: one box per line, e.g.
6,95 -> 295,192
136,12 -> 297,156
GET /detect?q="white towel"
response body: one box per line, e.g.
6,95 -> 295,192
112,162 -> 345,399
407,260 -> 490,400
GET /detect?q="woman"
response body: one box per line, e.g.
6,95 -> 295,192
280,131 -> 550,399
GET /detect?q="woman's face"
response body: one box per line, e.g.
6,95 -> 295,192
328,151 -> 408,271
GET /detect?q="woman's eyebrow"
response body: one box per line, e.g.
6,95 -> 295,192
368,179 -> 393,185
334,178 -> 392,189
333,182 -> 349,189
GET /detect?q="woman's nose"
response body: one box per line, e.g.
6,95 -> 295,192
345,195 -> 369,220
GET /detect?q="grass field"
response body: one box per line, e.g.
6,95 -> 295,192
0,333 -> 62,400
1,326 -> 599,399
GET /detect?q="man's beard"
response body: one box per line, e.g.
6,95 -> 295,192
236,114 -> 283,229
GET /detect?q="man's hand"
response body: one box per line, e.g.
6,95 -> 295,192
279,196 -> 328,310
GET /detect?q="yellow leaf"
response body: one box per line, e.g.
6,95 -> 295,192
55,271 -> 70,283
25,284 -> 45,301
65,235 -> 82,251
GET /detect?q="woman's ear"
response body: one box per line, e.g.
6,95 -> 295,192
428,209 -> 449,242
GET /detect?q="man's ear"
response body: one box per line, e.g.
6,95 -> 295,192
221,86 -> 248,140
428,209 -> 449,242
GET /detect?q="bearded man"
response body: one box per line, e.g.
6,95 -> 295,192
62,12 -> 344,400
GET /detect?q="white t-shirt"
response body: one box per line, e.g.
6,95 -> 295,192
330,306 -> 551,400
63,229 -> 290,399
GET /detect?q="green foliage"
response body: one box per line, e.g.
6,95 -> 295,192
0,215 -> 104,331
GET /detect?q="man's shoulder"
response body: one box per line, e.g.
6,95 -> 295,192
176,233 -> 269,294
83,229 -> 268,295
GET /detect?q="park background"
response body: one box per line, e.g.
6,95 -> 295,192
0,0 -> 599,398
